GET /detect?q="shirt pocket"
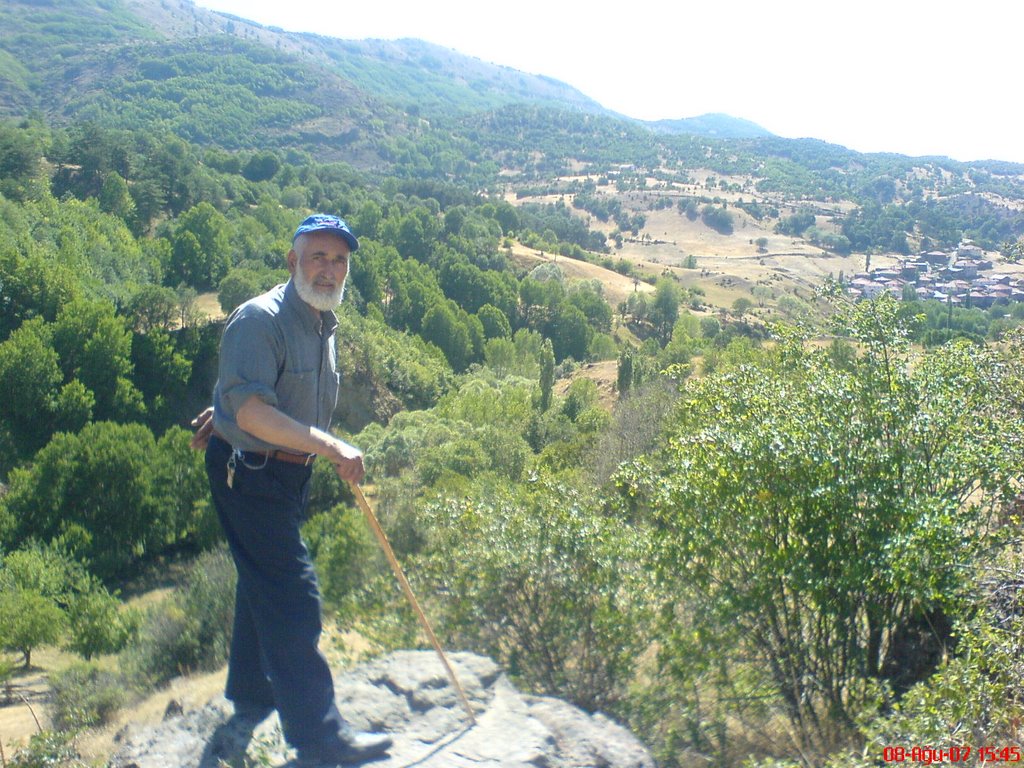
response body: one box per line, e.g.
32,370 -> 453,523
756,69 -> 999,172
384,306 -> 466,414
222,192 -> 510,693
277,369 -> 315,421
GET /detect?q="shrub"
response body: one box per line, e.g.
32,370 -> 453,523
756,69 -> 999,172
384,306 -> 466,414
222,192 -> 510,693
303,504 -> 377,615
616,300 -> 1024,763
8,730 -> 86,768
49,662 -> 127,731
419,480 -> 652,713
125,547 -> 235,686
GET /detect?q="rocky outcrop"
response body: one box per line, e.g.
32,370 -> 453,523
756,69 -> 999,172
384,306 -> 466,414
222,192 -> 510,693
109,651 -> 655,768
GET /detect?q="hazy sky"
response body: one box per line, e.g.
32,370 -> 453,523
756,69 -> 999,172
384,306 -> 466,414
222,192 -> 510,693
195,0 -> 1023,164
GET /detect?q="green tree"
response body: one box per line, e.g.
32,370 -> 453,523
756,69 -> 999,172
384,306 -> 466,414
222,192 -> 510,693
52,298 -> 143,422
617,348 -> 634,396
650,278 -> 681,345
0,119 -> 44,201
97,171 -> 136,223
302,505 -> 376,612
546,302 -> 592,362
421,301 -> 474,372
700,316 -> 721,340
131,329 -> 191,431
0,588 -> 66,668
701,204 -> 734,234
242,150 -> 281,182
0,318 -> 64,459
65,582 -> 137,660
0,544 -> 76,601
539,338 -> 555,411
731,296 -> 753,316
567,283 -> 612,332
3,422 -> 163,582
617,299 -> 1024,759
218,267 -> 280,314
477,303 -> 512,340
149,426 -> 218,549
168,202 -> 231,290
123,284 -> 178,332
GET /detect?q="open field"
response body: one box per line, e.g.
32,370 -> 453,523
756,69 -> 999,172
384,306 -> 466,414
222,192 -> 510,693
195,291 -> 226,322
507,243 -> 654,306
507,180 -> 856,311
506,175 -> 1024,318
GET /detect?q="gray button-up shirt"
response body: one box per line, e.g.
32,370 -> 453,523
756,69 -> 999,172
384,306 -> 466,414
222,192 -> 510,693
212,280 -> 340,453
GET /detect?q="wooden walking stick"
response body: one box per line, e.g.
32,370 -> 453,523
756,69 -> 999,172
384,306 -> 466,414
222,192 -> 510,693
350,483 -> 478,725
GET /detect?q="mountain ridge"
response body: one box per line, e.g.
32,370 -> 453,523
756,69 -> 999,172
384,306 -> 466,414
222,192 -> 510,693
2,0 -> 772,145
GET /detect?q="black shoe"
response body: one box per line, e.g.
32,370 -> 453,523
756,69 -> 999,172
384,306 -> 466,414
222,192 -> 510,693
296,730 -> 393,766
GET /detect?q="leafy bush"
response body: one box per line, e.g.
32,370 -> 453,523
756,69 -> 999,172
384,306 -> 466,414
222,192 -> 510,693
303,504 -> 377,614
8,730 -> 86,768
617,298 -> 1024,763
419,480 -> 652,713
49,662 -> 127,731
747,556 -> 1024,768
125,548 -> 236,686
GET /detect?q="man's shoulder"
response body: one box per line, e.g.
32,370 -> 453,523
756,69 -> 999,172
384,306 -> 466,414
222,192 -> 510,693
229,283 -> 288,322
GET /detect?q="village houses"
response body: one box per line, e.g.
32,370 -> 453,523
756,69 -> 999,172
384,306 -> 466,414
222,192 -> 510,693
845,240 -> 1024,308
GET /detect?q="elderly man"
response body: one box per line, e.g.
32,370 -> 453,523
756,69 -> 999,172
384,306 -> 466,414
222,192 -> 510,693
191,214 -> 391,766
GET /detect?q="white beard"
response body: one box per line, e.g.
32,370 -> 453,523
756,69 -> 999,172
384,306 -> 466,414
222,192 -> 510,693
294,268 -> 345,311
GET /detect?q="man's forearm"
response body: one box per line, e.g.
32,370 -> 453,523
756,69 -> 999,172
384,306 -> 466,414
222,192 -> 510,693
236,396 -> 360,466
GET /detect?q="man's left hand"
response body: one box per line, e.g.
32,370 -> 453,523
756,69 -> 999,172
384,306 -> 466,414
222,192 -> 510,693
328,439 -> 365,484
190,406 -> 214,450
333,455 -> 365,485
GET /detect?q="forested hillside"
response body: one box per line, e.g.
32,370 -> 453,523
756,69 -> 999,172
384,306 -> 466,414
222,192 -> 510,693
2,1 -> 1024,766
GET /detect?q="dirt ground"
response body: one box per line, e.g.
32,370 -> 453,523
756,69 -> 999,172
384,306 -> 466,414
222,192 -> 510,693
194,291 -> 225,322
554,359 -> 619,409
2,648 -> 72,758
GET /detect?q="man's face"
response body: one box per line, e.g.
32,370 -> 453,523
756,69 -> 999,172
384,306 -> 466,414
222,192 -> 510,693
288,231 -> 350,311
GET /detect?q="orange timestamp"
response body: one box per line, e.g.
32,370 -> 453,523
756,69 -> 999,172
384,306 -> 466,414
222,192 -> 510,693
883,746 -> 1022,764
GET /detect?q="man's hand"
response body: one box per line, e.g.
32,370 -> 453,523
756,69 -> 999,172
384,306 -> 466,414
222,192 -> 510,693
189,406 -> 214,450
330,440 -> 366,485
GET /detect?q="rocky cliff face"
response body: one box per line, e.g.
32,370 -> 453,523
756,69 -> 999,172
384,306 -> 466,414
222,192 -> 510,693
109,651 -> 655,768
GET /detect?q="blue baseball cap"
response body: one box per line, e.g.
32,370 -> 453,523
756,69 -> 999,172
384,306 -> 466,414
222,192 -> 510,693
293,214 -> 359,252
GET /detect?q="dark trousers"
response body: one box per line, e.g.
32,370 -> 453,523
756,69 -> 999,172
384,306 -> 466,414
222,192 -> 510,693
205,434 -> 345,752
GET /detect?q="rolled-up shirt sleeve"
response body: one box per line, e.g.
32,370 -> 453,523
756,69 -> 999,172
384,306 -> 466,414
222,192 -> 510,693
217,309 -> 282,417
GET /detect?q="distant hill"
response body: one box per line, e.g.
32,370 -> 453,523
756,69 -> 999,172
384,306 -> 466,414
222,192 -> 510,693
648,113 -> 774,139
0,0 -> 767,145
308,37 -> 608,117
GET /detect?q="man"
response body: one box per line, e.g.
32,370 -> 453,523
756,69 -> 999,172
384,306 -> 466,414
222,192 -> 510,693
190,214 -> 392,766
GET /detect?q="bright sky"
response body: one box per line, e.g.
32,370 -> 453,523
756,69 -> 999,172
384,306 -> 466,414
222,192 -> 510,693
195,0 -> 1024,164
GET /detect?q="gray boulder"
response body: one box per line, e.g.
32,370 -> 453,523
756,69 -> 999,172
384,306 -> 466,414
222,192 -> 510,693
109,651 -> 655,768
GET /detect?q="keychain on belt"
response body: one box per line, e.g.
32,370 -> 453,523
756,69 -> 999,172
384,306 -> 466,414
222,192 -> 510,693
226,450 -> 238,489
